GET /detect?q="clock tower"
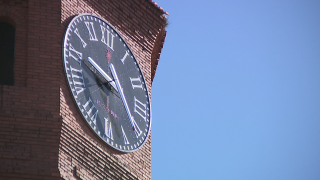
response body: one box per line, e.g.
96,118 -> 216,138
0,0 -> 167,179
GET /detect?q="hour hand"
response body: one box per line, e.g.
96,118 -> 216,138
85,57 -> 118,92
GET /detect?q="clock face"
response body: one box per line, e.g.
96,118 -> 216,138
62,14 -> 151,152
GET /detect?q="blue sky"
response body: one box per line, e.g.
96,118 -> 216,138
151,0 -> 320,179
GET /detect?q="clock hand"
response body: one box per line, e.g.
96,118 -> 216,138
109,63 -> 136,131
87,57 -> 118,92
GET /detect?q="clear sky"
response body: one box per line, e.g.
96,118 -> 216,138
151,0 -> 320,179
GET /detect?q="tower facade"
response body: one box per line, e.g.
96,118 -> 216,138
0,0 -> 167,179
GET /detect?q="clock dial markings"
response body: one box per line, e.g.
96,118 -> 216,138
131,117 -> 142,138
120,50 -> 130,64
74,28 -> 87,48
68,43 -> 82,65
104,117 -> 113,140
81,97 -> 98,127
100,24 -> 115,51
84,21 -> 98,41
129,76 -> 143,90
133,96 -> 147,122
69,66 -> 86,97
121,126 -> 130,145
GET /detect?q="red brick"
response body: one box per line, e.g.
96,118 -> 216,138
0,0 -> 167,179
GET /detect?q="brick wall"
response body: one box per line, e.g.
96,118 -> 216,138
0,0 -> 62,179
59,0 -> 166,179
0,0 -> 166,179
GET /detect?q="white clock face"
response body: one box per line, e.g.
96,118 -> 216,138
63,14 -> 151,152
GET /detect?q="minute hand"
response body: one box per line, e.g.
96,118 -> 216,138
109,63 -> 135,130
